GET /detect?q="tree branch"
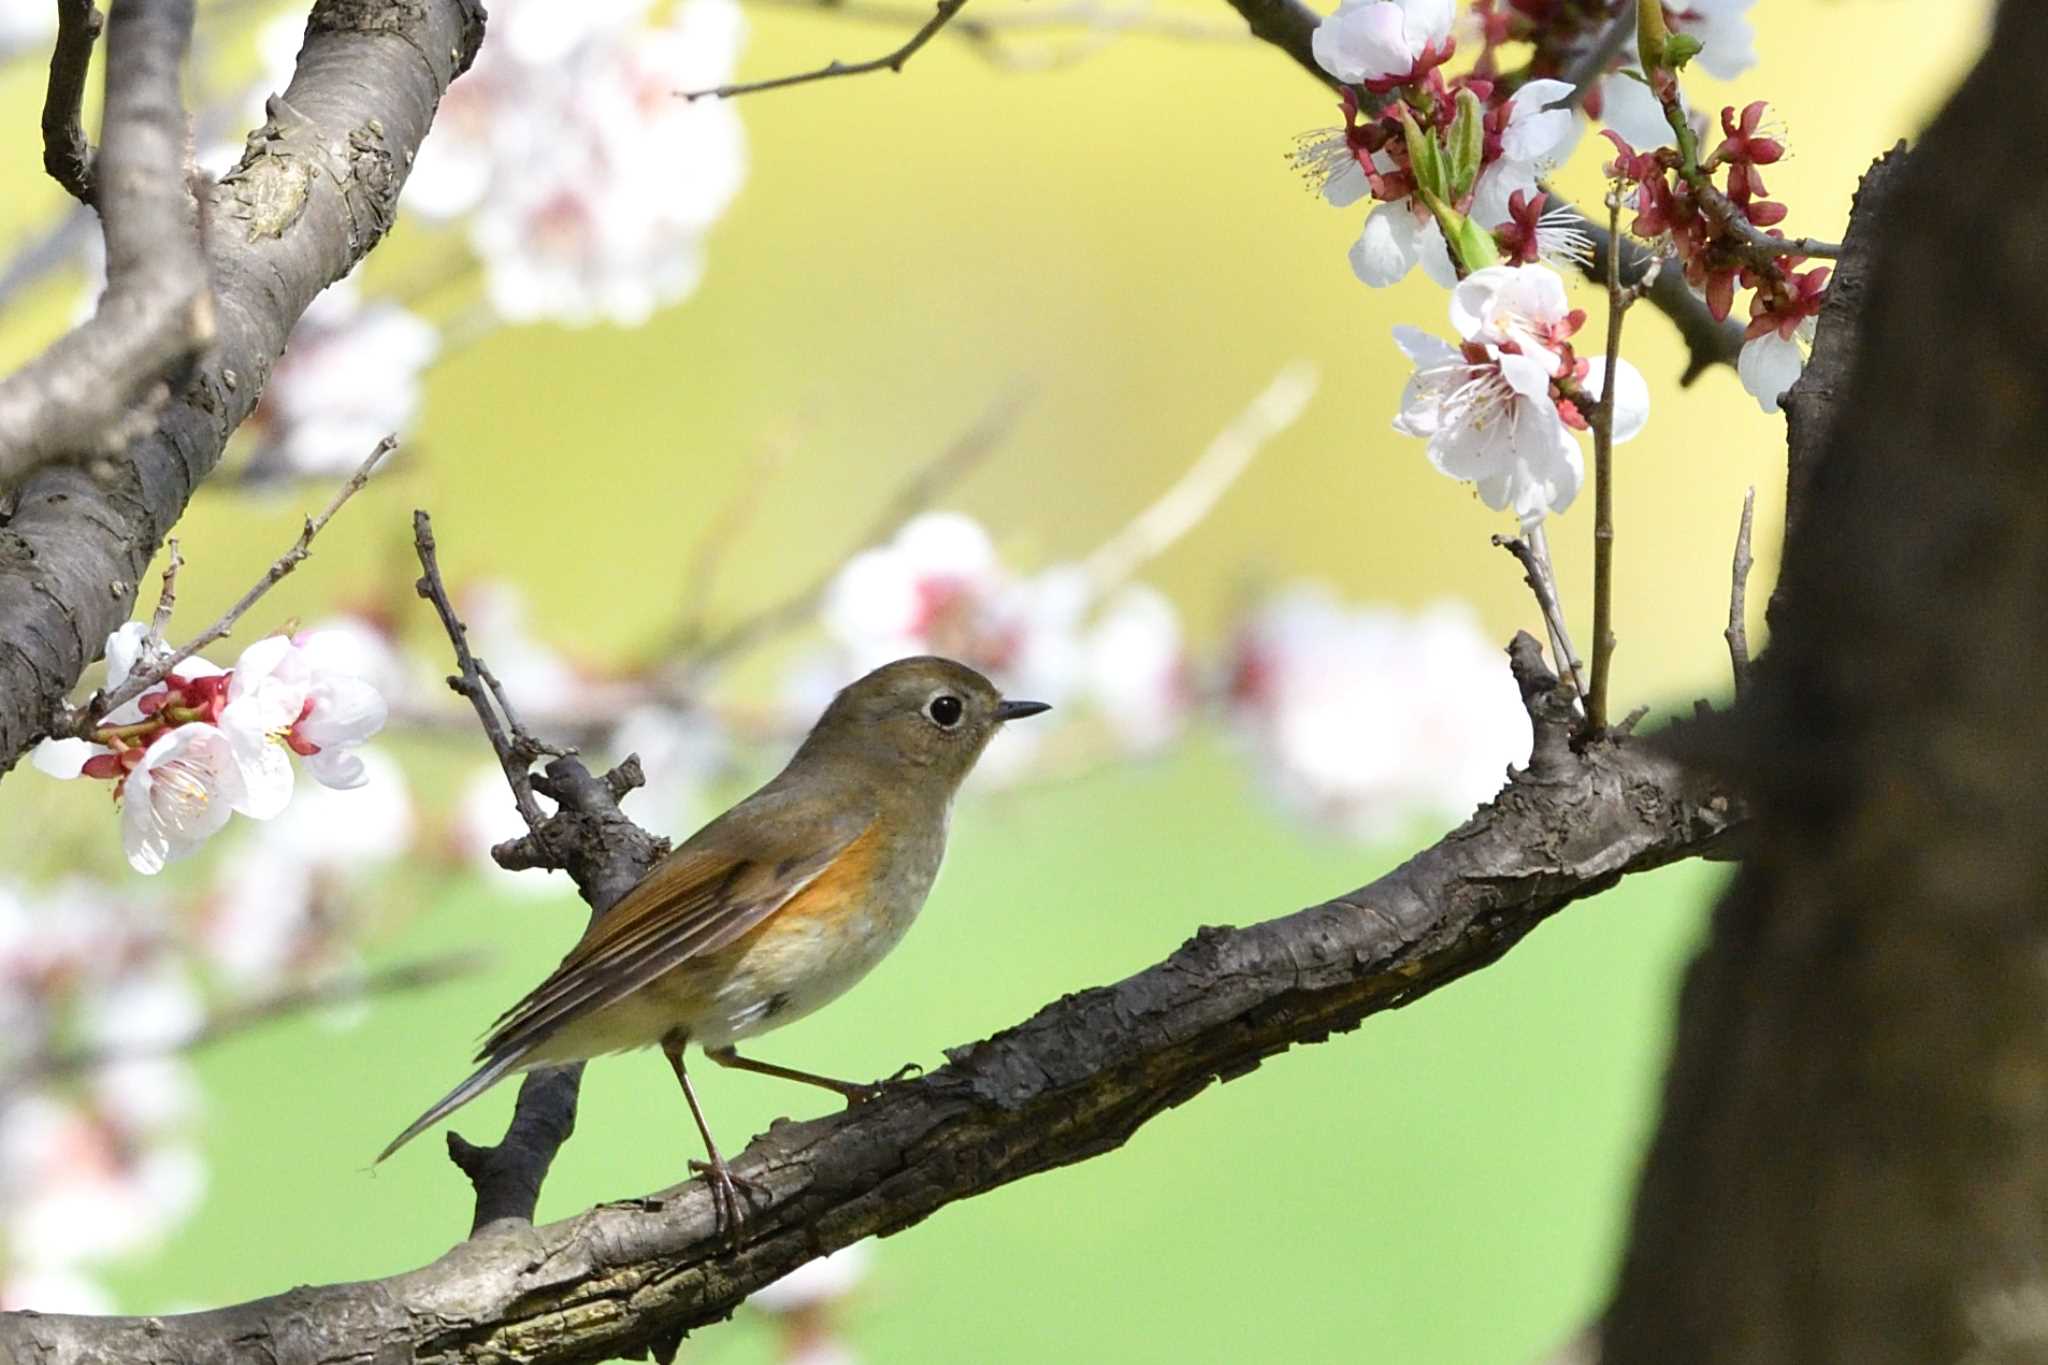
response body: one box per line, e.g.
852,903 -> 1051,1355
0,0 -> 212,484
680,0 -> 970,100
41,0 -> 103,205
1605,11 -> 2048,1357
0,633 -> 1739,1363
414,512 -> 670,1232
0,0 -> 487,779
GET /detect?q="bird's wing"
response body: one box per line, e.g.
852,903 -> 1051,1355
476,795 -> 875,1067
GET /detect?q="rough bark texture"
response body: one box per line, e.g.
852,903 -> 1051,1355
1603,8 -> 2048,1361
0,0 -> 211,481
0,0 -> 485,777
0,637 -> 1740,1364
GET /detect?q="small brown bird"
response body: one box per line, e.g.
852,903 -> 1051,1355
379,656 -> 1049,1222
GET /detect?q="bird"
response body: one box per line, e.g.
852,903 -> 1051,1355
377,655 -> 1051,1226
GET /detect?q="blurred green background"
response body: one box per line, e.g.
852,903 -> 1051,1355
0,1 -> 1990,1359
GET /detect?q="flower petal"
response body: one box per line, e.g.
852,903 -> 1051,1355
1349,202 -> 1421,287
1583,356 -> 1651,442
32,737 -> 101,779
104,622 -> 150,690
1311,1 -> 1409,85
1738,332 -> 1804,412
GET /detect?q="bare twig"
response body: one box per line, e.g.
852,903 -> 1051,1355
1586,190 -> 1630,733
682,389 -> 1029,670
42,0 -> 104,204
64,437 -> 398,733
412,509 -> 557,845
668,421 -> 802,654
1725,486 -> 1755,699
1688,175 -> 1843,261
1081,363 -> 1316,595
744,0 -> 1243,69
149,538 -> 184,638
0,0 -> 213,485
1495,528 -> 1587,708
16,953 -> 484,1085
681,0 -> 969,100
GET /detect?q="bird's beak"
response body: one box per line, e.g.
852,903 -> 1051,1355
995,698 -> 1052,722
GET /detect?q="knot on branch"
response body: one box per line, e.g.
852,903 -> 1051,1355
1508,631 -> 1577,781
492,755 -> 669,911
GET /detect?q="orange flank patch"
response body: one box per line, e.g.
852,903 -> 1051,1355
739,823 -> 884,943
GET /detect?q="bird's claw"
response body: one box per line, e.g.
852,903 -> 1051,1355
839,1061 -> 924,1109
689,1158 -> 770,1236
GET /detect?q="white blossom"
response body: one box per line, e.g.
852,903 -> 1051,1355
1310,0 -> 1453,87
1391,264 -> 1648,526
121,725 -> 248,874
463,0 -> 749,326
1738,325 -> 1810,413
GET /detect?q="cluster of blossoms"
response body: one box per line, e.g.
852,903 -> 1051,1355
1395,263 -> 1646,525
1228,587 -> 1529,840
806,512 -> 1190,781
1603,102 -> 1829,411
33,625 -> 388,874
1469,1 -> 1758,149
404,0 -> 748,326
1295,0 -> 1586,287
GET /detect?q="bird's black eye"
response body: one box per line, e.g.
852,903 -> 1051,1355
926,694 -> 964,728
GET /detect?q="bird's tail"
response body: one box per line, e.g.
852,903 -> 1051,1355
375,1053 -> 525,1164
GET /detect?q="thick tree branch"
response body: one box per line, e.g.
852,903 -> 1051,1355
0,635 -> 1739,1363
42,0 -> 103,204
0,0 -> 212,484
0,0 -> 486,779
1605,10 -> 2048,1360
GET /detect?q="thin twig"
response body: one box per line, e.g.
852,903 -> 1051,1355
1081,362 -> 1317,595
1689,176 -> 1843,260
412,510 -> 557,845
42,0 -> 104,205
682,388 -> 1029,670
1725,486 -> 1756,699
668,420 -> 803,654
680,0 -> 970,100
1495,528 -> 1587,708
73,436 -> 397,729
15,953 -> 484,1085
1586,189 -> 1629,733
149,537 -> 183,637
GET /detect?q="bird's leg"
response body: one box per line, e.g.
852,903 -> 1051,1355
706,1045 -> 921,1108
663,1039 -> 768,1235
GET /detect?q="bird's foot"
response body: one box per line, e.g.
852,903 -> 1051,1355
689,1157 -> 770,1236
838,1061 -> 924,1109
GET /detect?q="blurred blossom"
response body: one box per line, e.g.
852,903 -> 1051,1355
415,0 -> 748,326
751,1242 -> 870,1365
201,749 -> 414,991
1228,587 -> 1528,840
0,1090 -> 204,1270
0,6 -> 54,61
606,706 -> 727,840
460,582 -> 584,716
452,768 -> 563,896
240,282 -> 438,483
1081,584 -> 1189,754
80,959 -> 204,1054
1,1268 -> 115,1315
